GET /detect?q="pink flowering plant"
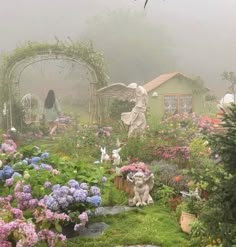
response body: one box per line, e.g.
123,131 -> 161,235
153,145 -> 190,168
0,182 -> 68,247
120,162 -> 150,178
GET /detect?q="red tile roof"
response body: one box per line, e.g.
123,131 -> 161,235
143,72 -> 192,92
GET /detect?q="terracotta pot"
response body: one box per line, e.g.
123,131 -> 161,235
114,176 -> 134,196
114,176 -> 122,190
179,211 -> 197,234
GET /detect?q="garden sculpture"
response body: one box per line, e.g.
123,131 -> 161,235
21,93 -> 43,125
97,83 -> 148,137
111,148 -> 122,166
127,171 -> 154,207
100,147 -> 110,163
218,93 -> 236,114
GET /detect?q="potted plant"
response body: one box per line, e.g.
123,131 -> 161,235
176,196 -> 203,234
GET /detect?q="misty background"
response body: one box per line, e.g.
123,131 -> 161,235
0,0 -> 236,107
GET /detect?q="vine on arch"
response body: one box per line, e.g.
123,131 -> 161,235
0,40 -> 108,128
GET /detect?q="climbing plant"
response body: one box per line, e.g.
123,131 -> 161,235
0,40 -> 108,128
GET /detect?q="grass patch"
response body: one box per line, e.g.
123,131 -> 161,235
67,204 -> 189,247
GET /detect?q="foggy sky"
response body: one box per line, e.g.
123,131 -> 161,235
1,0 -> 236,95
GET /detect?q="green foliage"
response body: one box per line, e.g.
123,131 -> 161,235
109,99 -> 134,120
176,197 -> 204,219
120,136 -> 155,162
102,185 -> 127,206
151,184 -> 175,205
192,104 -> 236,246
189,137 -> 210,167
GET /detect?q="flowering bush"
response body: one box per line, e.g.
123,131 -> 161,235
0,138 -> 17,154
0,182 -> 68,247
120,162 -> 150,178
42,180 -> 102,212
153,146 -> 190,168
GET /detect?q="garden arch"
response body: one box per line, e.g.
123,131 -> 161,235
0,41 -> 108,129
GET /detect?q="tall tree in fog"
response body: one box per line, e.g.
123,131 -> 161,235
81,10 -> 176,84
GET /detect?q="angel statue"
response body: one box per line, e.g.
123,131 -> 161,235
97,83 -> 148,137
127,171 -> 154,207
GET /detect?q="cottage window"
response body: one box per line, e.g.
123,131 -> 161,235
179,95 -> 193,113
164,95 -> 193,115
164,96 -> 178,115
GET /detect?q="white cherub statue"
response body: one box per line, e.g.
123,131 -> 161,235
97,83 -> 148,138
100,147 -> 110,163
127,171 -> 154,207
112,148 -> 122,166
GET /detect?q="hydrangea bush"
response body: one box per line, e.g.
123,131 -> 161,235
0,182 -> 68,247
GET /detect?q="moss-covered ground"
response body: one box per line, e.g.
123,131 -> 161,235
67,204 -> 189,247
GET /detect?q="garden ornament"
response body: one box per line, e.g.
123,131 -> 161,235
97,83 -> 148,137
100,147 -> 110,163
127,171 -> 154,207
111,148 -> 122,166
180,188 -> 201,200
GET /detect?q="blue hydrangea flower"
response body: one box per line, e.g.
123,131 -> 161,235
31,156 -> 41,164
0,170 -> 4,181
86,195 -> 101,207
3,165 -> 14,179
41,152 -> 49,159
12,172 -> 22,178
73,189 -> 87,202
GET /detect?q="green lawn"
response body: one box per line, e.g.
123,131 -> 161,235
67,204 -> 189,247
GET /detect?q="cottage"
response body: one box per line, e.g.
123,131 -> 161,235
143,72 -> 208,123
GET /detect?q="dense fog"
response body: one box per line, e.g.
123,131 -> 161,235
0,0 -> 236,97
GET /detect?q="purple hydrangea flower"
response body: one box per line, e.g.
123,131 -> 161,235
90,186 -> 101,196
80,182 -> 88,190
44,181 -> 52,189
23,185 -> 31,193
73,189 -> 87,202
22,193 -> 32,201
66,195 -> 74,204
58,186 -> 69,197
40,163 -> 53,171
5,178 -> 14,186
52,184 -> 60,191
68,179 -> 80,189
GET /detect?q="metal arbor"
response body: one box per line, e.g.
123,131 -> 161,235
0,41 -> 108,129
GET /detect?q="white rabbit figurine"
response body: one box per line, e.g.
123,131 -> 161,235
112,148 -> 122,166
100,147 -> 110,163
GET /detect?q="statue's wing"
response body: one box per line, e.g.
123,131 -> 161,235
146,174 -> 155,191
97,83 -> 135,101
